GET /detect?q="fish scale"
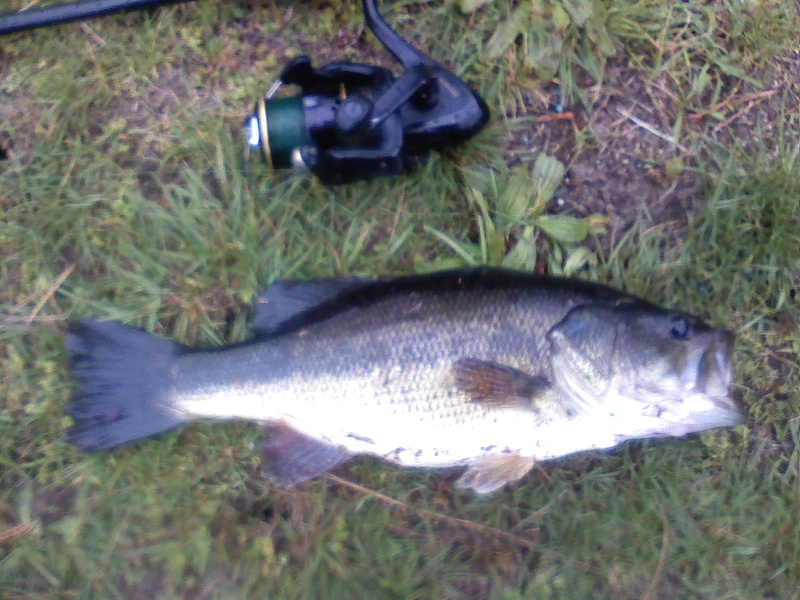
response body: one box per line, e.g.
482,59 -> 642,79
171,288 -> 553,450
65,269 -> 744,494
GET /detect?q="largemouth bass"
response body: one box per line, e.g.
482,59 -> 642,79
66,269 -> 743,494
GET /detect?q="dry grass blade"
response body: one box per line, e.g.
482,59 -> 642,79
688,89 -> 780,121
642,506 -> 672,600
616,106 -> 690,153
324,473 -> 603,575
25,263 -> 75,326
1,263 -> 75,329
0,521 -> 34,544
20,0 -> 44,11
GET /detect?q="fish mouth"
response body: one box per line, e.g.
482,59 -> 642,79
673,329 -> 744,431
680,330 -> 734,393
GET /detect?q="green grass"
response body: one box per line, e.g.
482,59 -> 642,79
1,0 -> 799,597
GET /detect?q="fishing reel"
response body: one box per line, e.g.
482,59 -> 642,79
245,0 -> 490,184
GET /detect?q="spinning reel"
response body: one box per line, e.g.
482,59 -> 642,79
245,0 -> 490,184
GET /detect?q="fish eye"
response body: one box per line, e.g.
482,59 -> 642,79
669,316 -> 690,339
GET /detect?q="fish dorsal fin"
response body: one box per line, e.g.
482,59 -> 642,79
251,276 -> 372,336
259,423 -> 352,486
453,358 -> 551,411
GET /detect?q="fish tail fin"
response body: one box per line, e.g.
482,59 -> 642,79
65,319 -> 189,451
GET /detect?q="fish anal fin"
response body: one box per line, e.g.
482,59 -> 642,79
456,455 -> 535,495
259,423 -> 352,486
454,358 -> 550,410
251,276 -> 371,336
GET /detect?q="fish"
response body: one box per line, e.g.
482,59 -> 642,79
65,268 -> 744,494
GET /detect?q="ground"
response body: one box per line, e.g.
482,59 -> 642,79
1,0 -> 799,598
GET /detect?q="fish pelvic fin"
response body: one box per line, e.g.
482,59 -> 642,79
259,423 -> 352,486
454,358 -> 550,411
66,319 -> 188,451
456,455 -> 536,495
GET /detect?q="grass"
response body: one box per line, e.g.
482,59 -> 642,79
1,0 -> 799,597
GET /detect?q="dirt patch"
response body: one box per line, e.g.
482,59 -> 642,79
505,54 -> 799,247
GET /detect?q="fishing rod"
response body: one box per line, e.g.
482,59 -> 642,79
0,0 -> 191,35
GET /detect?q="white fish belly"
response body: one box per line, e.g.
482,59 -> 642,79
171,362 -> 618,468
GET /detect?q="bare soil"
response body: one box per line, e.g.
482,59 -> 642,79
508,56 -> 798,246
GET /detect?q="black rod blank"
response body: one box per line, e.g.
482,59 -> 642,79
0,0 -> 194,35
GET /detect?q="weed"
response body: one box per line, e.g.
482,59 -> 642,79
426,153 -> 607,274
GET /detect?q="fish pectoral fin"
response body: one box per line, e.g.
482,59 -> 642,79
454,358 -> 550,410
259,423 -> 352,486
456,455 -> 535,495
251,276 -> 371,336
